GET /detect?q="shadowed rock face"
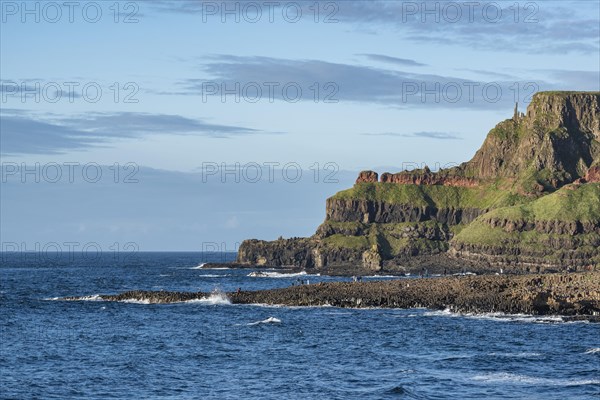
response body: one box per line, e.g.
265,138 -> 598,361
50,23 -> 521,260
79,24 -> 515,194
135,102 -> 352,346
63,272 -> 600,320
325,198 -> 485,225
237,92 -> 600,273
465,92 -> 600,185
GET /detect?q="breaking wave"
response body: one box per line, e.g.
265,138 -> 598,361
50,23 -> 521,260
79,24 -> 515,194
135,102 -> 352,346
184,289 -> 231,305
248,271 -> 317,278
46,294 -> 103,302
584,347 -> 600,354
120,298 -> 151,304
472,372 -> 600,386
424,309 -> 573,323
248,317 -> 281,325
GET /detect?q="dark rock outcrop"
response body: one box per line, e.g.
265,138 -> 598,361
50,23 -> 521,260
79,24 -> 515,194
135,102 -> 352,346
325,198 -> 485,225
66,272 -> 600,320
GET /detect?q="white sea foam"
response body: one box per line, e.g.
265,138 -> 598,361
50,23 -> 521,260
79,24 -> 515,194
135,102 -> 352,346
424,309 -> 571,324
46,294 -> 105,302
248,317 -> 282,325
120,298 -> 152,304
184,290 -> 231,305
190,263 -> 235,270
248,271 -> 318,278
472,372 -> 600,386
199,274 -> 230,278
584,347 -> 600,354
424,308 -> 456,317
245,303 -> 331,309
81,295 -> 104,301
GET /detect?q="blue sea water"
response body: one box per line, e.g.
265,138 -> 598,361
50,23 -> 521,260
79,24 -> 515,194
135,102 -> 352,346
1,252 -> 599,399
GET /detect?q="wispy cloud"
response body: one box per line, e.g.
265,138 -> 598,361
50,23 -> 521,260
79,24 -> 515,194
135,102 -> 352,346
176,55 -> 567,110
364,131 -> 462,140
336,1 -> 599,54
0,110 -> 266,155
359,54 -> 426,67
149,1 -> 599,54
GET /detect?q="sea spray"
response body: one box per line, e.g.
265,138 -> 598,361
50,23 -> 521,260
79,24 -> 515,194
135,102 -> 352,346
191,287 -> 231,305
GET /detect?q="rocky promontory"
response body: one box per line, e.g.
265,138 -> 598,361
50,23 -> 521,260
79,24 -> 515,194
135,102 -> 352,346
63,272 -> 600,320
236,92 -> 600,275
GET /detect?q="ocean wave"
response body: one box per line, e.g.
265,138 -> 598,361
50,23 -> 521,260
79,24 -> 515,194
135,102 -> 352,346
190,263 -> 234,270
244,303 -> 332,309
247,317 -> 281,326
472,372 -> 599,386
46,294 -> 103,301
199,274 -> 231,278
424,309 -> 572,324
584,347 -> 600,354
183,291 -> 231,305
248,271 -> 319,278
120,298 -> 151,304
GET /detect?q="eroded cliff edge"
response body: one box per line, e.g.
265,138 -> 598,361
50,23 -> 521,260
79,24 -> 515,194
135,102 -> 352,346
237,92 -> 600,274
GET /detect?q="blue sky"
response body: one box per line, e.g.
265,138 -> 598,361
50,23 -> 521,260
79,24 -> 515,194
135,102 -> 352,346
1,0 -> 599,251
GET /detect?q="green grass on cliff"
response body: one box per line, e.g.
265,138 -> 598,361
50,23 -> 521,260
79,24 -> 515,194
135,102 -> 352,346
535,91 -> 600,96
319,220 -> 450,258
479,183 -> 600,222
322,234 -> 369,250
332,182 -> 529,210
452,183 -> 600,261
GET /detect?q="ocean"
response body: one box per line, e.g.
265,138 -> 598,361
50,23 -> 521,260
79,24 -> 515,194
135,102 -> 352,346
1,252 -> 599,399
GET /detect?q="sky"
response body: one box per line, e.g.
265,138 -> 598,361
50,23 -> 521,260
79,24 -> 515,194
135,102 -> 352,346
1,0 -> 599,252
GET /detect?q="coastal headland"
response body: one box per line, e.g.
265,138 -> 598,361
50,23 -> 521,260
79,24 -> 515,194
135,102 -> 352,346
235,92 -> 600,275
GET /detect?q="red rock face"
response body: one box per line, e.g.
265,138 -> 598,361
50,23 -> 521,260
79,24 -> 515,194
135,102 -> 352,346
355,170 -> 379,184
379,171 -> 478,187
585,166 -> 600,182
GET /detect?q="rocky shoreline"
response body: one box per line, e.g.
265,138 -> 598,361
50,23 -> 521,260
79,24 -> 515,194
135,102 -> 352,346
64,272 -> 600,321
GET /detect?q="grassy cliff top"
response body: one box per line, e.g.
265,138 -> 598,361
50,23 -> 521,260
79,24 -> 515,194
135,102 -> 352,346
331,182 -> 529,210
477,183 -> 600,223
534,91 -> 600,96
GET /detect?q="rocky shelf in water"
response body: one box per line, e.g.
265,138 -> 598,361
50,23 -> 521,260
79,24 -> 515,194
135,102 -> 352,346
62,272 -> 600,321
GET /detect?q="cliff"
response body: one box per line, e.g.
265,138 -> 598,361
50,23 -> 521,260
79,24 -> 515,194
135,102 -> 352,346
464,91 -> 600,189
237,92 -> 600,274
